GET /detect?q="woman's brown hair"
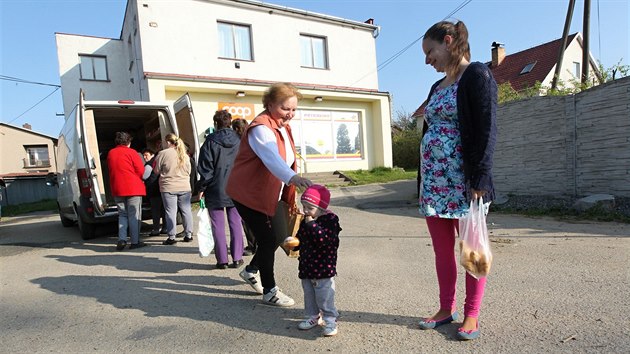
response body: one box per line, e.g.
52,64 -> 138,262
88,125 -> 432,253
424,20 -> 471,77
262,83 -> 303,110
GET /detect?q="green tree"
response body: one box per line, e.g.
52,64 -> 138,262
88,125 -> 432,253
390,109 -> 421,170
336,124 -> 353,154
391,109 -> 418,132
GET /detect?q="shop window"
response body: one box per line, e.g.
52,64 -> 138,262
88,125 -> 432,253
293,110 -> 362,160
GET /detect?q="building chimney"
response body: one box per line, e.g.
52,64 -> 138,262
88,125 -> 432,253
491,41 -> 505,67
22,123 -> 32,130
365,18 -> 374,25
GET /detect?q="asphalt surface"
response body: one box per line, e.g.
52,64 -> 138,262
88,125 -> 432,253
0,180 -> 629,353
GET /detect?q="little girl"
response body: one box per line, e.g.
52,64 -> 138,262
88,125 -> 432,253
293,184 -> 342,337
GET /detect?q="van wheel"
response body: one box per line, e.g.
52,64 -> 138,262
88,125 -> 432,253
77,213 -> 96,240
58,204 -> 75,227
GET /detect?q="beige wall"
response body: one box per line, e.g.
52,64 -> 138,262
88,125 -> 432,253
147,78 -> 392,173
135,0 -> 379,90
56,33 -> 132,117
0,125 -> 57,174
55,0 -> 393,172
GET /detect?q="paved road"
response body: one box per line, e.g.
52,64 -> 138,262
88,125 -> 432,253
1,180 -> 629,353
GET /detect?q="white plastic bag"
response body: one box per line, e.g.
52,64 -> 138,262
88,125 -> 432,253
458,197 -> 493,279
197,199 -> 214,258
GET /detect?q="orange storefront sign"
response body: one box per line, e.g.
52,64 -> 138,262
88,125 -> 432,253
218,102 -> 255,121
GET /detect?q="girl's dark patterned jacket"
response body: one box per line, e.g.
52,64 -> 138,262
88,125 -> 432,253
296,212 -> 341,279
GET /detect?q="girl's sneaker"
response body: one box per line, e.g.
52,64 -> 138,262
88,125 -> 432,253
323,321 -> 338,336
262,286 -> 294,307
298,316 -> 324,330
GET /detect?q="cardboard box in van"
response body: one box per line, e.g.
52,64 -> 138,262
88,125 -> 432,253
48,90 -> 199,239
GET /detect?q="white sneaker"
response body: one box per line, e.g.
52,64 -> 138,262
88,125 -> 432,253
262,286 -> 295,307
298,316 -> 324,330
239,268 -> 263,294
323,321 -> 338,336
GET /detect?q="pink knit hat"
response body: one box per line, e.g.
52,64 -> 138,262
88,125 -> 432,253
301,184 -> 331,210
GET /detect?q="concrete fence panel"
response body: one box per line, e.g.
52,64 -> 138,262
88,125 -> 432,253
493,76 -> 630,197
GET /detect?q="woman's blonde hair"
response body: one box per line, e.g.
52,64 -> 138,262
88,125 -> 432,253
424,20 -> 471,77
165,133 -> 187,168
262,83 -> 303,110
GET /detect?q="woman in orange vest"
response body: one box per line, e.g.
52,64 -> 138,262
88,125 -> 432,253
226,83 -> 312,307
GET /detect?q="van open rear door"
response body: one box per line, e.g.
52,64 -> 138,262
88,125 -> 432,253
78,89 -> 107,215
173,93 -> 200,197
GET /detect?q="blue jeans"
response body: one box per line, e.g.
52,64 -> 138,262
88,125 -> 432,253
301,277 -> 338,324
115,196 -> 142,244
162,191 -> 193,237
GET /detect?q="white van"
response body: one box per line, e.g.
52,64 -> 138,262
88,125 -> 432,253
47,90 -> 199,239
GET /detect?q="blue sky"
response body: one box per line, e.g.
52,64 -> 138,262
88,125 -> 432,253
1,0 -> 628,138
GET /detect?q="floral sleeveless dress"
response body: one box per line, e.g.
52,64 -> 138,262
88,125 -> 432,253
419,82 -> 468,218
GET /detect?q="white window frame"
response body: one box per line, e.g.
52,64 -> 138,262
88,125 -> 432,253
79,54 -> 109,81
292,110 -> 362,161
217,21 -> 253,61
24,145 -> 50,167
300,34 -> 328,69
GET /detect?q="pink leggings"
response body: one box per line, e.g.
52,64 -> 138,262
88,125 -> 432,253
425,216 -> 486,318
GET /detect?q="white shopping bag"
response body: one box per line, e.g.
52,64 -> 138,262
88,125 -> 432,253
197,199 -> 214,257
458,197 -> 493,279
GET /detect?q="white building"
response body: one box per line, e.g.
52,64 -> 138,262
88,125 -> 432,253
56,0 -> 393,173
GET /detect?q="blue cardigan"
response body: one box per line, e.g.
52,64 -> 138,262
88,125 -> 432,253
419,62 -> 498,202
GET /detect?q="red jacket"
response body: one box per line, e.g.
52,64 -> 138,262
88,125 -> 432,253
107,145 -> 146,197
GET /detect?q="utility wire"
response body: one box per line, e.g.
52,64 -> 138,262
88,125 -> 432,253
1,74 -> 62,125
349,0 -> 473,87
0,75 -> 61,88
5,87 -> 61,125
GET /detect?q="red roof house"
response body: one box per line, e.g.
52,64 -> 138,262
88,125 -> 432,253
412,32 -> 602,119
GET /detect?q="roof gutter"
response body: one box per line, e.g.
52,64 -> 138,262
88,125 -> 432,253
216,0 -> 378,31
145,72 -> 389,97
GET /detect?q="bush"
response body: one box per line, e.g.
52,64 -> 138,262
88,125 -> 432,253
392,129 -> 421,170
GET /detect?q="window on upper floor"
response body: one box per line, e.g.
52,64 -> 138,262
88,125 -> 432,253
573,61 -> 581,78
217,21 -> 253,60
300,34 -> 328,69
79,54 -> 109,81
24,145 -> 50,168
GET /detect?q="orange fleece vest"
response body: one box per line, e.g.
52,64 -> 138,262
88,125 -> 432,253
226,111 -> 297,216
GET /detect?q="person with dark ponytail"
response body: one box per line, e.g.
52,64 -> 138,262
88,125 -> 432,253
417,20 -> 497,341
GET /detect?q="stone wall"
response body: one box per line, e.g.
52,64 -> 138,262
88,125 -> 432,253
494,76 -> 630,197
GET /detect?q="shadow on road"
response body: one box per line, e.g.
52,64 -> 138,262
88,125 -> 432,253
31,272 -> 453,340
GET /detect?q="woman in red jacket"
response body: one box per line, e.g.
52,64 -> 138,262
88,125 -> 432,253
107,131 -> 147,251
